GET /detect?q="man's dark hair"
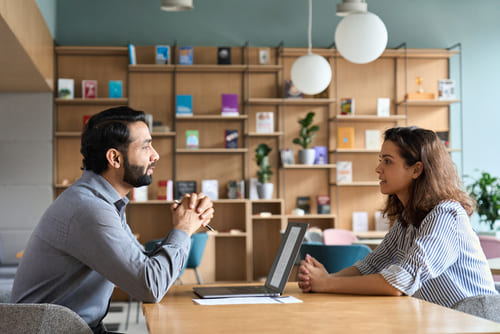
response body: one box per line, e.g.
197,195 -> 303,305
81,106 -> 146,174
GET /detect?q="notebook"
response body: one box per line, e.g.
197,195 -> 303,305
193,222 -> 308,298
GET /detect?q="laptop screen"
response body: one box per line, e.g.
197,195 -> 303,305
266,222 -> 308,291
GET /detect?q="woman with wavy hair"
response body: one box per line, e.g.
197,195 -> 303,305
298,126 -> 497,307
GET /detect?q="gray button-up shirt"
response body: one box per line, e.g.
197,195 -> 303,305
11,170 -> 190,327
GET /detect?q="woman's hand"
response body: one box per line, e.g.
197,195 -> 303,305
297,254 -> 329,292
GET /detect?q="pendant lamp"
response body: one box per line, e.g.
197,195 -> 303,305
161,0 -> 193,11
334,0 -> 387,64
291,0 -> 332,95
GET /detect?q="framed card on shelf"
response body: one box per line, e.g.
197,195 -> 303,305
377,98 -> 390,117
179,46 -> 193,65
224,129 -> 239,148
217,47 -> 231,65
57,78 -> 74,99
82,80 -> 97,99
256,112 -> 274,134
176,95 -> 193,116
108,80 -> 123,98
438,79 -> 456,100
340,98 -> 355,115
186,130 -> 199,149
155,45 -> 170,64
221,94 -> 239,116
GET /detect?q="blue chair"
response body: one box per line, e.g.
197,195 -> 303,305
299,243 -> 372,273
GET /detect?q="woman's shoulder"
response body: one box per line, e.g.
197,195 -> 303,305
424,200 -> 468,226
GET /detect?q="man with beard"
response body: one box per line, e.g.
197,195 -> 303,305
11,107 -> 214,333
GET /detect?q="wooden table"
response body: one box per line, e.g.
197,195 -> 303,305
489,257 -> 500,275
142,283 -> 500,333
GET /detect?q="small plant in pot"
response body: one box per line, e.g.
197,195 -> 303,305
255,143 -> 274,199
293,111 -> 319,164
467,171 -> 500,231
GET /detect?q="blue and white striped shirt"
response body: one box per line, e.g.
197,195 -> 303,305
354,201 -> 498,307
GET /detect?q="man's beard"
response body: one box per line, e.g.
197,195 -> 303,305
122,154 -> 154,187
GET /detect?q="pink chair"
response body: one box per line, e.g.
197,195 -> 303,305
478,235 -> 500,282
323,228 -> 358,245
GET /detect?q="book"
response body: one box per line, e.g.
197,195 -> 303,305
438,79 -> 456,100
337,127 -> 355,149
186,130 -> 199,149
227,180 -> 245,199
175,181 -> 196,200
202,179 -> 219,201
248,178 -> 259,200
179,46 -> 194,65
224,129 -> 238,148
297,196 -> 311,214
280,149 -> 294,165
340,98 -> 354,115
352,211 -> 369,232
436,131 -> 450,148
256,112 -> 274,134
377,98 -> 390,117
83,115 -> 92,129
313,146 -> 328,164
176,95 -> 193,116
57,78 -> 74,99
82,80 -> 97,99
221,94 -> 239,116
365,130 -> 381,150
317,195 -> 331,214
217,47 -> 231,65
108,80 -> 123,98
259,48 -> 270,65
336,161 -> 352,183
155,45 -> 170,64
157,180 -> 173,201
128,43 -> 136,65
285,80 -> 303,98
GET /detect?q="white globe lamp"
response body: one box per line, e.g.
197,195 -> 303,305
335,11 -> 388,64
291,54 -> 332,95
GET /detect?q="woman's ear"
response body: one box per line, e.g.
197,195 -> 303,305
106,148 -> 122,169
412,161 -> 423,179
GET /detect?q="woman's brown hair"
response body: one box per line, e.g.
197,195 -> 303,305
382,126 -> 474,227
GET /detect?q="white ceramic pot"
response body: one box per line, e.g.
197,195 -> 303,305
257,182 -> 274,199
298,149 -> 316,165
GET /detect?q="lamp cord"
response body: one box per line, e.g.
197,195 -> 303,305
308,0 -> 312,54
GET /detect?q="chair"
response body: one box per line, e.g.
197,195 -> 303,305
299,243 -> 372,273
452,294 -> 500,323
479,235 -> 500,282
322,228 -> 359,245
0,303 -> 93,333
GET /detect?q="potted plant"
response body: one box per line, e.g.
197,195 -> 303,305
255,143 -> 273,199
293,111 -> 319,164
467,171 -> 500,233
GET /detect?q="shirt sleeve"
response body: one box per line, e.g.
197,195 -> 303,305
378,206 -> 459,296
354,224 -> 399,275
66,203 -> 190,303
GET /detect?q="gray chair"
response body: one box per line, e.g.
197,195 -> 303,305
0,303 -> 93,334
452,294 -> 500,323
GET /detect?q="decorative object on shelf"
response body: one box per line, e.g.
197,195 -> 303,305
176,94 -> 193,116
128,44 -> 136,65
317,195 -> 331,214
57,78 -> 74,99
293,111 -> 319,164
255,143 -> 273,199
179,46 -> 193,65
108,80 -> 123,98
185,130 -> 199,149
405,76 -> 435,100
297,196 -> 311,214
248,177 -> 259,200
221,94 -> 239,116
377,97 -> 390,117
336,161 -> 353,183
340,98 -> 355,115
335,0 -> 387,64
155,45 -> 170,64
82,80 -> 97,99
365,129 -> 381,150
202,179 -> 219,201
158,180 -> 173,201
256,111 -> 274,134
132,186 -> 148,202
352,211 -> 369,232
438,79 -> 456,100
436,131 -> 450,148
285,80 -> 304,99
224,129 -> 238,148
217,47 -> 231,65
145,114 -> 153,133
337,127 -> 355,149
175,181 -> 197,200
280,148 -> 295,166
227,180 -> 244,199
82,115 -> 91,129
313,146 -> 327,164
290,0 -> 332,95
259,48 -> 270,65
375,211 -> 390,231
467,171 -> 500,231
160,0 -> 193,11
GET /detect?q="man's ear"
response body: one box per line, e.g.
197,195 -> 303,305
412,161 -> 423,179
106,149 -> 122,169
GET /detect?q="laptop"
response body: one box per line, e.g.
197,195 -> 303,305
193,222 -> 308,298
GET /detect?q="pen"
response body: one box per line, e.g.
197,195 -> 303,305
174,199 -> 215,232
